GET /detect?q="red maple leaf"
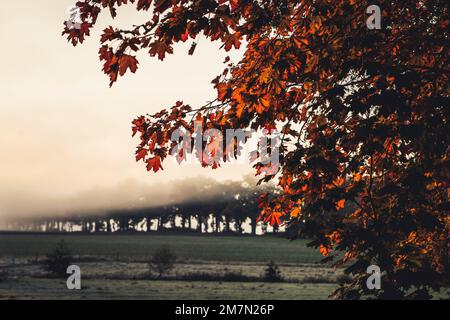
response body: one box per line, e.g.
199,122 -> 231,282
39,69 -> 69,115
146,156 -> 163,173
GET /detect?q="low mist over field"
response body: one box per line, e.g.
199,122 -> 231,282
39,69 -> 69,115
0,175 -> 260,227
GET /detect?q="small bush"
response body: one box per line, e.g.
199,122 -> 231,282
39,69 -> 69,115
263,260 -> 283,282
148,246 -> 177,278
43,240 -> 73,277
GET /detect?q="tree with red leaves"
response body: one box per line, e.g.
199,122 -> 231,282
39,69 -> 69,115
63,0 -> 449,299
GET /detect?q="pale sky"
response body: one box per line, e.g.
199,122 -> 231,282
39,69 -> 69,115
0,1 -> 251,223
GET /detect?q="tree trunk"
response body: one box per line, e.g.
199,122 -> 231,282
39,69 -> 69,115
225,216 -> 231,232
158,216 -> 163,231
214,215 -> 219,233
251,217 -> 257,236
95,220 -> 101,233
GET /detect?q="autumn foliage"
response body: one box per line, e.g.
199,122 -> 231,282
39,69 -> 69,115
64,0 -> 449,299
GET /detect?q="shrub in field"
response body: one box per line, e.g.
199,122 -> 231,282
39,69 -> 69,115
148,246 -> 177,279
43,240 -> 73,278
263,261 -> 283,283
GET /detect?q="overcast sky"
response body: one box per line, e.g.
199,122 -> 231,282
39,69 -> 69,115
0,1 -> 251,224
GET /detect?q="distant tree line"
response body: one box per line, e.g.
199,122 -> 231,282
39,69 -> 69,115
6,184 -> 279,236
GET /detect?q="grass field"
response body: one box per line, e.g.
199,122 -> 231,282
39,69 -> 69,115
0,233 -> 334,300
0,278 -> 336,300
0,233 -> 323,263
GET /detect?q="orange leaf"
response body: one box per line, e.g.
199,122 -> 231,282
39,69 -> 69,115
334,176 -> 345,186
265,211 -> 282,226
146,156 -> 163,173
119,54 -> 138,76
290,207 -> 300,218
236,103 -> 246,118
217,83 -> 229,101
319,245 -> 330,256
135,148 -> 148,161
335,199 -> 346,210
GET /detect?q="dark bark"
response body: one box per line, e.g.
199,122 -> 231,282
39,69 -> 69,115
251,217 -> 257,236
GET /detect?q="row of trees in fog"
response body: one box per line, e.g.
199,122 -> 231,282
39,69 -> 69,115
7,182 -> 280,235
